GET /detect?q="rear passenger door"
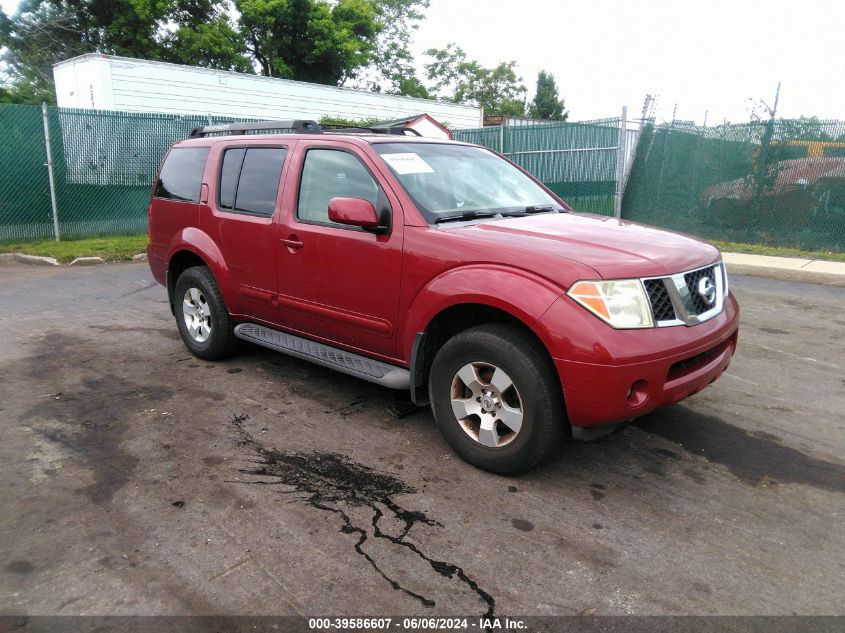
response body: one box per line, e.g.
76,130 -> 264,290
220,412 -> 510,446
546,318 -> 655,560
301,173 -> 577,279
275,141 -> 404,359
205,143 -> 289,323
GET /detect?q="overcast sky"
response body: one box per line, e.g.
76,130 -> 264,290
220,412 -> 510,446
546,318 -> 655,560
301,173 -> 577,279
3,0 -> 843,124
412,0 -> 844,124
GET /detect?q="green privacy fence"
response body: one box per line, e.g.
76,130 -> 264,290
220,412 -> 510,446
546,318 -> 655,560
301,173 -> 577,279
453,120 -> 627,215
0,104 -> 255,242
2,103 -> 844,251
623,118 -> 845,251
1,104 -> 53,241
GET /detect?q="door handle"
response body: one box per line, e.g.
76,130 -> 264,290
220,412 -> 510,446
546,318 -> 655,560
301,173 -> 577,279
280,236 -> 304,250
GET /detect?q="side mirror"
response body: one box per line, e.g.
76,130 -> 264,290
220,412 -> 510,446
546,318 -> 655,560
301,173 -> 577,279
328,197 -> 381,230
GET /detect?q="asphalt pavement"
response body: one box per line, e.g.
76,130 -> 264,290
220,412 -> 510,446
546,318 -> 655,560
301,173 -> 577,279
0,263 -> 843,618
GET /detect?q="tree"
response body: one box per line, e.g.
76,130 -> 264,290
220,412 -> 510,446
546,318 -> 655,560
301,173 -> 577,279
1,0 -> 427,102
366,0 -> 429,97
319,114 -> 383,127
86,0 -> 172,58
236,0 -> 380,85
777,116 -> 834,142
424,43 -> 526,116
0,0 -> 251,102
0,1 -> 91,103
475,61 -> 526,116
163,18 -> 253,71
161,1 -> 253,71
528,70 -> 567,121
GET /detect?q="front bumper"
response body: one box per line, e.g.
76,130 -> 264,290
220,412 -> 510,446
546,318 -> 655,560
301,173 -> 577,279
543,292 -> 740,428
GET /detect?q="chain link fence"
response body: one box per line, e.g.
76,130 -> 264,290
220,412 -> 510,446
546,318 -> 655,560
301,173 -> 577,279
453,118 -> 635,216
1,104 -> 54,241
2,103 -> 844,251
0,104 -> 254,242
623,118 -> 845,250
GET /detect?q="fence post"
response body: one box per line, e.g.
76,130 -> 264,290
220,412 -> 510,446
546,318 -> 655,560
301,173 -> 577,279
614,106 -> 627,219
41,102 -> 61,241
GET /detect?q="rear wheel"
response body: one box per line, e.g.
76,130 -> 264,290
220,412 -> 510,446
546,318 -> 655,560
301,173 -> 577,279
173,266 -> 238,360
428,324 -> 565,474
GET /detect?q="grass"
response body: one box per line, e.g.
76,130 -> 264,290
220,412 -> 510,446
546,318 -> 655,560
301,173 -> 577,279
710,241 -> 845,263
0,235 -> 148,263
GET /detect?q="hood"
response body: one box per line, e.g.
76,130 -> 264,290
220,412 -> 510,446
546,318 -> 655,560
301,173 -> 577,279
440,213 -> 720,279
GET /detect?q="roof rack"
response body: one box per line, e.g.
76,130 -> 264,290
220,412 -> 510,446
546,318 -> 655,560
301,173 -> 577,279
188,119 -> 425,138
189,120 -> 322,138
321,124 -> 423,137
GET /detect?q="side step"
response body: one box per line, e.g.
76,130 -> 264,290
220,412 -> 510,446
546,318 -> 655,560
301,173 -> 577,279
234,323 -> 410,389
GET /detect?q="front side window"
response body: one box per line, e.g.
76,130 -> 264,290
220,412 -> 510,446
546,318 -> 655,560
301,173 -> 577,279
373,142 -> 564,222
218,147 -> 287,216
155,147 -> 209,202
297,149 -> 379,224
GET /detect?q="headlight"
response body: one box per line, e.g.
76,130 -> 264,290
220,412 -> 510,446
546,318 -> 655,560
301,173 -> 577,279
567,279 -> 654,329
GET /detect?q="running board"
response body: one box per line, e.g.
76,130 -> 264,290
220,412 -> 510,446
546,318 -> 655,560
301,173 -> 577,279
234,323 -> 410,389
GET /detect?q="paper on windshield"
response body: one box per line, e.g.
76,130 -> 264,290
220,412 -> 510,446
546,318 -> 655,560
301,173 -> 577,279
380,152 -> 434,175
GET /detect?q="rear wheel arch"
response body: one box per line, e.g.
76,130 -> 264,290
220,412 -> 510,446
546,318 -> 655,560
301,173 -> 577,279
167,250 -> 209,311
165,228 -> 233,310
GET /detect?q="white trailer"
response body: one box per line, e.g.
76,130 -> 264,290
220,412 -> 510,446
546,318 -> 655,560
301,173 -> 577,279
52,54 -> 482,129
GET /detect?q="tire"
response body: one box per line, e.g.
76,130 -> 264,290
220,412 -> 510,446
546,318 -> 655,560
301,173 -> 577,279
173,266 -> 238,360
428,324 -> 565,475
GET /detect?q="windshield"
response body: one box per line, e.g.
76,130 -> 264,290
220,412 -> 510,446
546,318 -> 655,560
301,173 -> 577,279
373,142 -> 566,222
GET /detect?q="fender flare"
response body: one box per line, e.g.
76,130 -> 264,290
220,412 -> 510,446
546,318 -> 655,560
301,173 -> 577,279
401,264 -> 565,365
166,228 -> 236,309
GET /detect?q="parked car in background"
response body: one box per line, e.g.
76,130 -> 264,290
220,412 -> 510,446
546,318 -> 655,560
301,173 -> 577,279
147,120 -> 739,474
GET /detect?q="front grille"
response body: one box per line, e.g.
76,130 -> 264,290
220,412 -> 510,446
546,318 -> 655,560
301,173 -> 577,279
642,262 -> 724,327
684,265 -> 718,315
644,279 -> 676,322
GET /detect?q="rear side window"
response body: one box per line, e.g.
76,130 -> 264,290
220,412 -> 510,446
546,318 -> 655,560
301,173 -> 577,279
218,147 -> 287,216
155,147 -> 209,202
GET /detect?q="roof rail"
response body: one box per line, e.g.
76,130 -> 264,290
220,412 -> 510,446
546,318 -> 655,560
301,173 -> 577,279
320,124 -> 423,137
189,120 -> 322,138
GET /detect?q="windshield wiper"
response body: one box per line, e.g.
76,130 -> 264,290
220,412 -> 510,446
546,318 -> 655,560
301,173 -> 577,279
434,206 -> 564,224
434,210 -> 502,223
524,205 -> 565,214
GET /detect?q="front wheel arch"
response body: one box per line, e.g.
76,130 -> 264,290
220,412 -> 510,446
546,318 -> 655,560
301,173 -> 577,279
410,302 -> 563,408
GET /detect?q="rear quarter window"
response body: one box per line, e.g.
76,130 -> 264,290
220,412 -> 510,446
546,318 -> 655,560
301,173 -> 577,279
154,147 -> 210,202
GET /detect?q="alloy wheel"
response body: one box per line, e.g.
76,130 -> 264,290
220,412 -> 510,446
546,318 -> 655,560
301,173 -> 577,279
449,362 -> 524,448
182,287 -> 212,343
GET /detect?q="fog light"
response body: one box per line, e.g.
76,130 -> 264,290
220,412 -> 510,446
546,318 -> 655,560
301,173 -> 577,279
627,379 -> 649,407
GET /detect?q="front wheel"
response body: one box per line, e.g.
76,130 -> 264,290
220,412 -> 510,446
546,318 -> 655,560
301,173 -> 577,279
173,266 -> 238,360
428,324 -> 565,475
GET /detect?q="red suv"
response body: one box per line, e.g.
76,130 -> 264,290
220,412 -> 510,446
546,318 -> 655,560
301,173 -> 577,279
147,120 -> 739,474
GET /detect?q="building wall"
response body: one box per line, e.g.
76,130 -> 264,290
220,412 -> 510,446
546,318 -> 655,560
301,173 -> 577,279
53,54 -> 482,129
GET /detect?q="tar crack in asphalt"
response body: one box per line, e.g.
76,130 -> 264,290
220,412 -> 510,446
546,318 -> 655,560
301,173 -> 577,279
230,413 -> 496,619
